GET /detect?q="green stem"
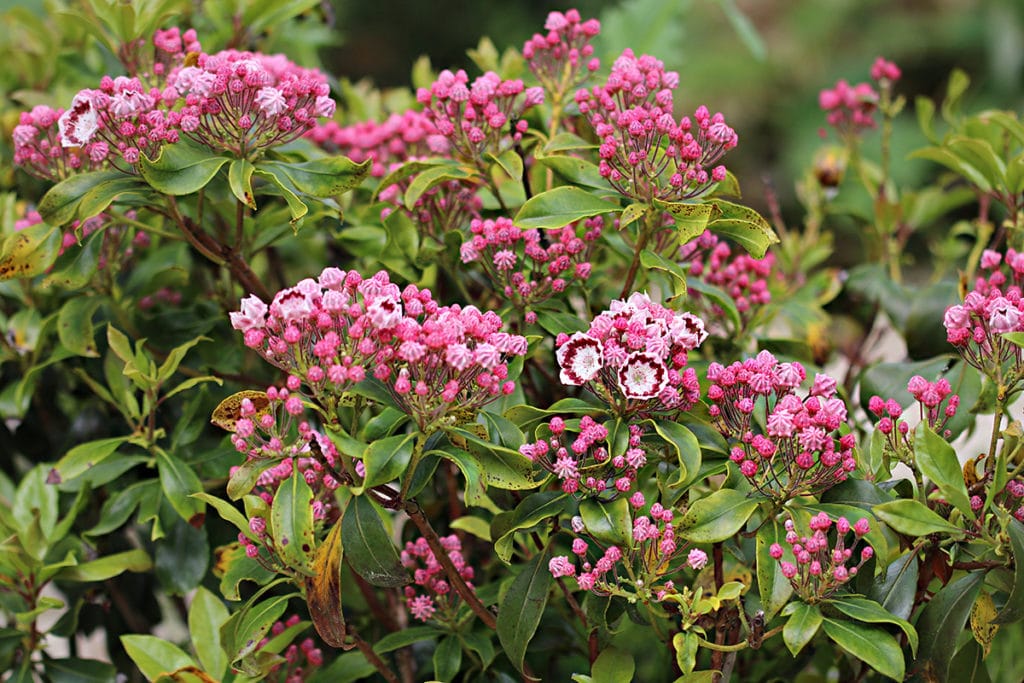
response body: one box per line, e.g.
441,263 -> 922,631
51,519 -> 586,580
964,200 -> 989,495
619,208 -> 657,298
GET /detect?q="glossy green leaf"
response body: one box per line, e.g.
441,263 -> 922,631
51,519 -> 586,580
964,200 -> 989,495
673,631 -> 700,674
48,436 -> 130,485
57,549 -> 152,582
0,221 -> 62,280
639,248 -> 688,299
580,496 -> 632,547
341,494 -> 408,587
994,518 -> 1024,624
216,542 -> 277,601
534,153 -> 611,190
915,423 -> 974,519
706,199 -> 778,258
757,520 -> 793,621
188,587 -> 230,680
121,635 -> 196,680
13,465 -> 59,542
139,142 -> 229,195
37,170 -> 136,226
684,277 -> 742,332
514,186 -> 620,230
373,625 -> 443,653
948,639 -> 993,683
449,427 -> 536,490
221,581 -> 294,667
867,550 -> 918,620
650,419 -> 702,491
916,573 -> 984,683
57,296 -> 103,358
654,199 -> 715,244
492,491 -> 570,563
783,601 -> 822,656
822,618 -> 904,681
271,470 -> 316,576
362,432 -> 416,489
404,161 -> 477,210
677,489 -> 760,543
498,547 -> 552,675
42,657 -> 118,683
253,168 -> 308,222
873,499 -> 965,537
830,596 -> 918,655
591,646 -> 635,683
262,156 -> 371,198
433,634 -> 462,682
228,159 -> 257,209
429,448 -> 488,508
41,231 -> 103,290
156,450 -> 206,526
488,147 -> 524,181
155,513 -> 208,595
535,309 -> 589,335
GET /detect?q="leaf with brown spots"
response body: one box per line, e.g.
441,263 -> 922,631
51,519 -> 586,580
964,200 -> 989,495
211,390 -> 271,432
304,522 -> 350,648
0,222 -> 62,281
154,666 -> 220,683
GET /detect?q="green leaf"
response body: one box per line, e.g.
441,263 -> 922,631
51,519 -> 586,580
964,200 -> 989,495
684,277 -> 742,332
706,199 -> 778,258
253,168 -> 308,223
0,221 -> 62,280
535,309 -> 589,335
156,450 -> 206,526
341,495 -> 408,587
37,170 -> 141,226
40,231 -> 103,289
362,432 -> 416,488
121,635 -> 196,681
42,657 -> 118,683
48,436 -> 130,485
488,148 -> 524,181
579,497 -> 632,548
994,518 -> 1024,624
829,596 -> 918,655
677,489 -> 760,543
948,639 -> 993,683
783,602 -> 822,656
261,156 -> 371,198
822,618 -> 904,682
13,465 -> 59,543
654,199 -> 715,244
534,152 -> 611,190
449,428 -> 537,490
188,587 -> 230,680
639,248 -> 688,299
192,492 -> 254,540
492,491 -> 570,563
57,549 -> 152,582
872,499 -> 965,537
756,520 -> 793,621
915,423 -> 974,519
650,419 -> 702,491
216,542 -> 277,601
916,572 -> 984,683
221,582 -> 294,667
514,186 -> 620,230
139,141 -> 230,195
271,470 -> 316,576
373,625 -> 443,653
404,161 -> 477,210
429,448 -> 488,508
867,550 -> 918,620
228,159 -> 257,209
673,631 -> 699,674
497,548 -> 552,675
916,96 -> 938,143
591,647 -> 635,683
155,512 -> 208,595
433,634 -> 462,682
57,296 -> 104,358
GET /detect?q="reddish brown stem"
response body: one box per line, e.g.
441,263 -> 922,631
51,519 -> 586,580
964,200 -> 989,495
350,629 -> 401,683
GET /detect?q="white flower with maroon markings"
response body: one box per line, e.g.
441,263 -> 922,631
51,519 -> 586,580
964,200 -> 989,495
556,332 -> 604,385
617,352 -> 669,399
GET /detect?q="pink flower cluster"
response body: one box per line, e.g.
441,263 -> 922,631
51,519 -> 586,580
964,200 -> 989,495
707,351 -> 856,501
998,479 -> 1024,523
771,514 -> 873,602
231,269 -> 527,431
944,249 -> 1024,381
307,109 -> 437,178
13,105 -> 104,180
459,216 -> 602,315
680,230 -> 775,332
416,69 -> 544,162
868,375 -> 960,450
575,48 -> 737,202
172,49 -> 336,156
401,534 -> 475,623
256,615 -> 324,682
549,502 -> 708,599
523,9 -> 601,95
520,416 -> 648,496
554,292 -> 706,415
819,58 -> 898,140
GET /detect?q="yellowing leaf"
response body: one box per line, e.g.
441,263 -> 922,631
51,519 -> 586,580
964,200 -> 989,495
211,390 -> 271,432
304,523 -> 349,648
970,590 -> 999,658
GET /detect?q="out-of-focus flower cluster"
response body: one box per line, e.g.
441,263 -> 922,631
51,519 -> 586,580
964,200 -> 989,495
231,269 -> 528,432
416,70 -> 543,162
255,615 -> 324,682
520,416 -> 647,496
575,48 -> 737,203
819,57 -> 900,140
867,375 -> 960,459
401,534 -> 475,623
771,513 -> 873,603
308,110 -> 436,178
944,249 -> 1024,389
549,502 -> 708,601
523,9 -> 601,98
460,216 -> 602,316
707,351 -> 856,502
679,230 -> 775,335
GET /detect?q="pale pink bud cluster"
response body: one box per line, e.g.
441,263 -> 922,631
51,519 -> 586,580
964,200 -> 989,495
773,514 -> 872,602
819,79 -> 879,138
459,216 -> 602,313
868,375 -> 959,448
523,9 -> 601,95
520,417 -> 646,496
257,615 -> 324,677
575,48 -> 736,202
944,249 -> 1024,384
415,69 -> 543,161
554,292 -> 706,416
401,535 -> 474,623
681,230 -> 775,332
13,105 -> 106,180
172,48 -> 335,156
231,268 -> 527,432
998,479 -> 1024,523
707,350 -> 856,502
378,175 -> 483,243
307,109 -> 438,178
